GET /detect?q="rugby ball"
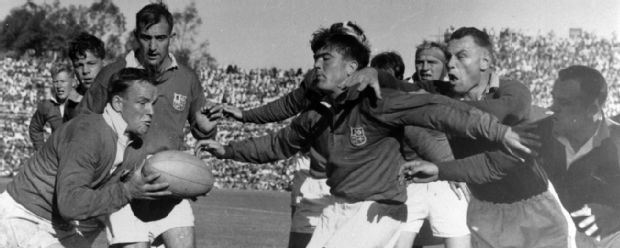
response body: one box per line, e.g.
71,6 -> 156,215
143,150 -> 214,198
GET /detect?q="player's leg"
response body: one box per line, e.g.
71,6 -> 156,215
0,192 -> 63,247
289,157 -> 332,248
325,200 -> 407,248
105,204 -> 150,247
160,226 -> 194,248
151,200 -> 196,248
444,235 -> 471,248
427,181 -> 470,248
109,242 -> 150,248
389,183 -> 427,248
288,232 -> 313,248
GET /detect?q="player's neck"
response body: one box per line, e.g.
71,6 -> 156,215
466,72 -> 491,100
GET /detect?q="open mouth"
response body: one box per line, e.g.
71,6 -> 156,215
448,74 -> 458,82
420,73 -> 433,79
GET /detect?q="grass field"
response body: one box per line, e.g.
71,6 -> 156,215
0,177 -> 443,248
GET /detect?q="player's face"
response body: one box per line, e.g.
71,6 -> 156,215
137,18 -> 172,70
119,81 -> 158,137
415,47 -> 446,81
550,79 -> 595,137
313,46 -> 355,96
52,71 -> 75,101
71,51 -> 103,89
447,36 -> 487,94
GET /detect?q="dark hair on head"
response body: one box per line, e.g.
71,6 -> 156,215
107,68 -> 157,103
557,65 -> 608,106
415,41 -> 448,62
134,3 -> 173,37
68,32 -> 105,61
310,22 -> 371,69
449,27 -> 494,64
371,51 -> 405,80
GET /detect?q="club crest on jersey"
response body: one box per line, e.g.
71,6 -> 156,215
173,93 -> 187,111
350,126 -> 367,147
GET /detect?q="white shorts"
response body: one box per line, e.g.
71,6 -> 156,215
290,166 -> 332,233
105,199 -> 195,244
0,192 -> 99,248
401,181 -> 469,237
306,196 -> 407,248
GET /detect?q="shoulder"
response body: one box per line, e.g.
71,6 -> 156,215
175,64 -> 200,83
97,60 -> 127,87
498,79 -> 530,94
36,99 -> 53,110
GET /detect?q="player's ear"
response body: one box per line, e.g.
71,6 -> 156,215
111,94 -> 124,112
345,60 -> 359,76
480,49 -> 491,71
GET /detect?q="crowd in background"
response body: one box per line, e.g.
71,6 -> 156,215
1,29 -> 620,190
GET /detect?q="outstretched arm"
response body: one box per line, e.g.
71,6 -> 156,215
197,111 -> 317,163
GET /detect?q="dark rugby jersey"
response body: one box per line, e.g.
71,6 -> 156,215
224,87 -> 507,203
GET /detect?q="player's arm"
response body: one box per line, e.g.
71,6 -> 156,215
74,66 -> 117,115
55,132 -> 132,221
28,103 -> 47,151
402,126 -> 454,163
377,91 -> 506,142
198,112 -> 314,163
435,150 -> 524,184
188,72 -> 217,139
465,80 -> 532,125
55,134 -> 171,221
375,90 -> 538,155
239,71 -> 316,123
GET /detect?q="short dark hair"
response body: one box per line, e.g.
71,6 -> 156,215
449,27 -> 494,64
134,3 -> 173,37
107,68 -> 157,103
415,41 -> 448,62
310,22 -> 371,69
68,32 -> 105,61
557,65 -> 607,106
371,51 -> 405,80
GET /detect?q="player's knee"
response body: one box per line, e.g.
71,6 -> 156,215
161,227 -> 195,248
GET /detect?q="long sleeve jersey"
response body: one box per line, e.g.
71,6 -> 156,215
7,114 -> 137,229
75,52 -> 215,166
29,99 -> 64,150
222,87 -> 507,203
412,78 -> 551,203
537,117 -> 620,237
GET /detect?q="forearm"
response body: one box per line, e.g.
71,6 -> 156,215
436,150 -> 522,184
242,86 -> 310,123
222,129 -> 301,163
57,180 -> 132,221
388,97 -> 508,143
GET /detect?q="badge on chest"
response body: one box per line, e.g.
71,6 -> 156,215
173,93 -> 187,111
350,126 -> 367,147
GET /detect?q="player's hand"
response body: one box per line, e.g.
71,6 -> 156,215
449,181 -> 470,202
195,139 -> 226,158
571,205 -> 601,241
124,160 -> 172,200
400,160 -> 439,183
222,105 -> 243,121
501,124 -> 541,162
196,102 -> 223,133
340,67 -> 382,99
